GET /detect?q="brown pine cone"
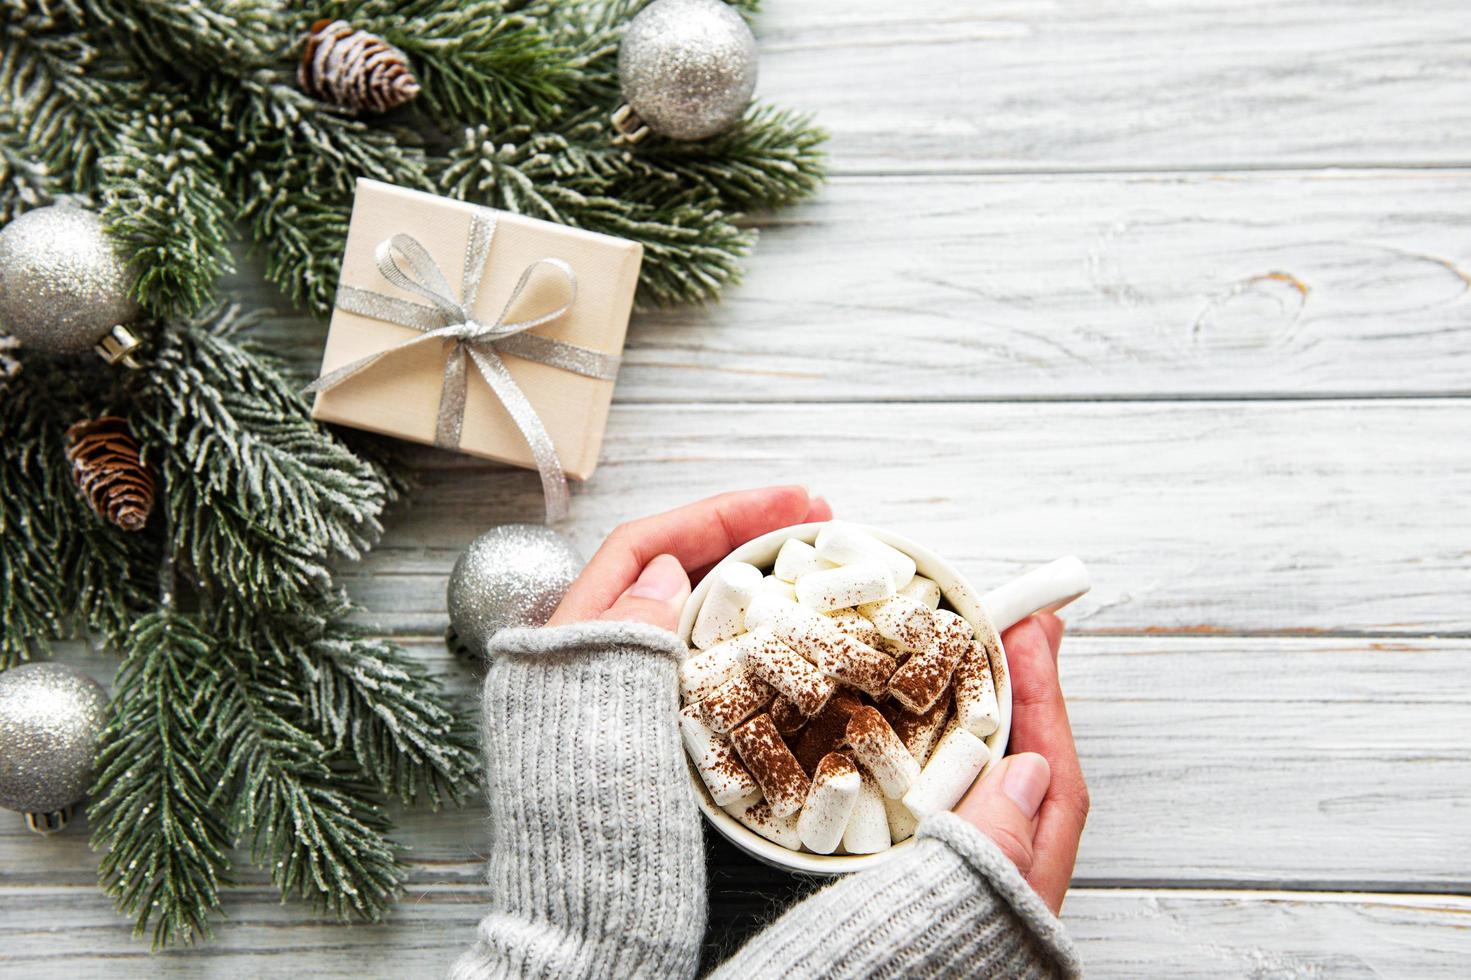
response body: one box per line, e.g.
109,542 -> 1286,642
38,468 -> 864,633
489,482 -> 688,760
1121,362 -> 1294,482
299,19 -> 421,113
64,416 -> 155,532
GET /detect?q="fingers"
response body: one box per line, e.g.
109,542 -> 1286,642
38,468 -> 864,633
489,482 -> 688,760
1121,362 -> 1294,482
954,753 -> 1050,877
1003,613 -> 1088,915
551,485 -> 820,623
598,554 -> 691,632
804,495 -> 833,523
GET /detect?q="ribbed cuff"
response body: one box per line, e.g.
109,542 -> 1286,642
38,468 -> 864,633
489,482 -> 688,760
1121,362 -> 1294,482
488,620 -> 688,663
453,621 -> 704,980
918,812 -> 1083,977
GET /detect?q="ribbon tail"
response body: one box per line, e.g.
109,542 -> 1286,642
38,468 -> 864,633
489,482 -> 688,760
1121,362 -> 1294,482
303,329 -> 450,396
435,342 -> 470,449
466,345 -> 570,523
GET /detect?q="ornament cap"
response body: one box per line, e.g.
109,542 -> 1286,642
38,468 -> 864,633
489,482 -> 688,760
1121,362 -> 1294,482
95,323 -> 144,369
24,805 -> 74,836
611,104 -> 651,145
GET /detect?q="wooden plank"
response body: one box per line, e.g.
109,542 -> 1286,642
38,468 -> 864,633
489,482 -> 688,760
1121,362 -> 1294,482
0,885 -> 1466,978
325,399 -> 1471,635
1066,889 -> 1471,979
753,0 -> 1471,171
247,171 -> 1471,403
8,637 -> 1466,891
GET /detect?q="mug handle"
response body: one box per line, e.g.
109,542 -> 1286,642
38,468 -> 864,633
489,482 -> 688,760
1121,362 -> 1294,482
979,556 -> 1091,633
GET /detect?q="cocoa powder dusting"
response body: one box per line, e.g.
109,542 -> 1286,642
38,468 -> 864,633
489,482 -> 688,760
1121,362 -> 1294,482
749,636 -> 835,716
700,671 -> 775,732
770,695 -> 809,735
791,692 -> 863,776
705,734 -> 754,785
813,751 -> 858,784
731,713 -> 810,815
881,689 -> 951,755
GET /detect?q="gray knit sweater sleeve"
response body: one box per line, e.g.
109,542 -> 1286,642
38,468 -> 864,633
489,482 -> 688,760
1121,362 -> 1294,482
451,622 -> 1080,980
708,811 -> 1082,979
449,621 -> 706,980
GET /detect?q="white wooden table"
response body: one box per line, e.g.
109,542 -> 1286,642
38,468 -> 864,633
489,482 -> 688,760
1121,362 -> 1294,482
5,2 -> 1470,975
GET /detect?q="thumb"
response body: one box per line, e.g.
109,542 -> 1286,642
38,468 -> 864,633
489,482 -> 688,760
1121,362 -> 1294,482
599,553 -> 691,632
954,752 -> 1051,876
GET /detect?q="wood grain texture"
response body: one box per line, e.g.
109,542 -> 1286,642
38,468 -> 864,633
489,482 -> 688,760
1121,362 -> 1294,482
322,399 -> 1471,635
249,171 -> 1471,402
9,637 -> 1465,892
0,885 -> 1466,978
754,1 -> 1471,171
8,0 -> 1470,971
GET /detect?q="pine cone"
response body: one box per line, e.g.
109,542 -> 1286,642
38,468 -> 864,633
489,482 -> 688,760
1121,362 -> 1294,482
64,416 -> 155,532
299,19 -> 421,113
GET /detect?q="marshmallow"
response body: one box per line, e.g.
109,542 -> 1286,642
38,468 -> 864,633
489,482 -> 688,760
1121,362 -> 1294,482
769,695 -> 809,735
882,690 -> 952,766
883,793 -> 920,843
899,573 -> 942,610
760,575 -> 798,601
698,669 -> 774,733
796,561 -> 895,613
724,793 -> 801,850
773,538 -> 834,583
887,609 -> 973,714
841,765 -> 892,854
731,713 -> 811,819
902,722 -> 991,818
797,753 -> 862,854
791,692 -> 864,776
679,705 -> 759,806
857,593 -> 939,653
768,605 -> 897,698
746,630 -> 836,716
845,705 -> 920,800
743,589 -> 799,633
680,632 -> 760,703
815,522 -> 916,590
824,607 -> 884,648
954,622 -> 1002,737
691,561 -> 763,649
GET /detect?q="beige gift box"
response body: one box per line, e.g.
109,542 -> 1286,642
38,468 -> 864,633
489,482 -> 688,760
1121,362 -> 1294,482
310,178 -> 642,480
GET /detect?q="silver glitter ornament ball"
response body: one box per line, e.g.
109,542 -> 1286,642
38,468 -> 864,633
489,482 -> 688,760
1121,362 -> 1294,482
446,524 -> 583,660
0,203 -> 140,355
616,0 -> 758,141
0,662 -> 109,834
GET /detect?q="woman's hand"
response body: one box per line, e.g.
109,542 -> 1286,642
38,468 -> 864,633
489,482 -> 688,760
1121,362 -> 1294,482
954,613 -> 1089,915
547,485 -> 832,631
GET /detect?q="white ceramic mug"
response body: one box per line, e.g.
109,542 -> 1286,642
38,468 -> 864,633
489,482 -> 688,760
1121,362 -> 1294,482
677,521 -> 1090,875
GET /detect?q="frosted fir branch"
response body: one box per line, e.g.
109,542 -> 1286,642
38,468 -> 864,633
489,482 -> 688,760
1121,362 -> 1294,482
211,641 -> 404,921
0,10 -> 125,188
437,120 -> 754,304
63,0 -> 284,71
128,308 -> 391,606
101,101 -> 235,318
323,0 -> 581,123
0,114 -> 57,222
89,613 -> 234,949
634,104 -> 828,213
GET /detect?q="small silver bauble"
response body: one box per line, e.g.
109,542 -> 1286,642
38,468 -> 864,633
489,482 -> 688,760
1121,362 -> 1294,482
446,524 -> 584,660
0,662 -> 110,835
612,0 -> 758,143
0,203 -> 144,368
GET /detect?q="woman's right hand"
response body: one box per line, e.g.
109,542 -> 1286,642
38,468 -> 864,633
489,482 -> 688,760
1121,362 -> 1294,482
954,613 -> 1089,915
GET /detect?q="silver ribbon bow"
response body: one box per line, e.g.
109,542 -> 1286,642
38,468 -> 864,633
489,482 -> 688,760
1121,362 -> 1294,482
305,207 -> 620,523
